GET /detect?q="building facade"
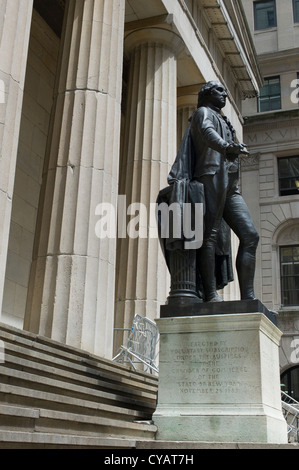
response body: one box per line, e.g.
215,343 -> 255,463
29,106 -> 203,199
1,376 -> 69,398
0,0 -> 261,363
241,0 -> 299,400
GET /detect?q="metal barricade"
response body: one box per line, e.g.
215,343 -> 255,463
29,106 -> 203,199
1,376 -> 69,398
281,390 -> 299,442
113,314 -> 159,374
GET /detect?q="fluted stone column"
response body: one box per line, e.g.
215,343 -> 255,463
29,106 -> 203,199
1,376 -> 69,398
24,0 -> 125,358
177,94 -> 197,148
0,0 -> 33,318
115,28 -> 184,334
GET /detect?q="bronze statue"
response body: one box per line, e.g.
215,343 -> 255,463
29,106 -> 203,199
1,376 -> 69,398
157,81 -> 259,304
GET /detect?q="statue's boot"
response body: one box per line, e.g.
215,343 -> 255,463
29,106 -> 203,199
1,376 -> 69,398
237,246 -> 257,301
199,242 -> 223,303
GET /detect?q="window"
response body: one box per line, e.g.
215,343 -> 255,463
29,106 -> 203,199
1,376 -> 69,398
278,156 -> 299,196
254,0 -> 277,30
294,0 -> 299,22
281,366 -> 299,401
258,76 -> 281,112
280,246 -> 299,306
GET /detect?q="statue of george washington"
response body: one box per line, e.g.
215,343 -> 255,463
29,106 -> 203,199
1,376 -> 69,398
157,81 -> 259,305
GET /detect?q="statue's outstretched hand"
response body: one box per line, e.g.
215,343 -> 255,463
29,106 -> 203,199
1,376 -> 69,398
239,143 -> 250,155
226,142 -> 249,160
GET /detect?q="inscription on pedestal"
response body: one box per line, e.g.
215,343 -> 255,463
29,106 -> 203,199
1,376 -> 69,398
160,334 -> 260,404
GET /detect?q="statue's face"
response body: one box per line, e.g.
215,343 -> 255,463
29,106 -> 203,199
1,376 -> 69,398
207,83 -> 227,109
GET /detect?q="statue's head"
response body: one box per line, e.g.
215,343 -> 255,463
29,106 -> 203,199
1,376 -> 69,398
197,81 -> 228,109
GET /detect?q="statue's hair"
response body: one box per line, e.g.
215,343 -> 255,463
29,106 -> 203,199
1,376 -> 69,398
197,81 -> 224,108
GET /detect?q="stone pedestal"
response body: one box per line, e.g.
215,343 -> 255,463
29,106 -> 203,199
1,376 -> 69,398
153,303 -> 288,444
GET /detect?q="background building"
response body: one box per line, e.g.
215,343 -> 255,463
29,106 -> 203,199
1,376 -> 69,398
241,0 -> 299,401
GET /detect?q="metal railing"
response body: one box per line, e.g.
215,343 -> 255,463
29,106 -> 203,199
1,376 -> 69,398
113,314 -> 159,374
281,391 -> 299,442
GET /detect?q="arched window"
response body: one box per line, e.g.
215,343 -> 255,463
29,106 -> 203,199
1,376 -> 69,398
274,221 -> 299,308
280,245 -> 299,306
281,366 -> 299,401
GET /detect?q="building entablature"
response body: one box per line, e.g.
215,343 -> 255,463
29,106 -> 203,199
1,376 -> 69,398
33,0 -> 263,129
256,47 -> 299,76
243,109 -> 299,153
125,0 -> 262,106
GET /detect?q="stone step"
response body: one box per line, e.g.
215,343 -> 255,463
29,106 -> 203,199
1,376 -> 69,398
0,322 -> 158,391
0,323 -> 157,402
3,347 -> 156,406
0,323 -> 158,447
136,440 -> 299,450
1,357 -> 155,414
0,404 -> 156,439
0,381 -> 151,422
0,430 -> 137,449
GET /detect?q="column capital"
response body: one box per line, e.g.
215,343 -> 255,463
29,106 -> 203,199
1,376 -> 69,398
177,94 -> 197,109
124,27 -> 185,57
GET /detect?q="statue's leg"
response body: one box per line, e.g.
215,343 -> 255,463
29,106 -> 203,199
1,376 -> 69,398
223,178 -> 259,300
198,174 -> 227,302
198,236 -> 224,302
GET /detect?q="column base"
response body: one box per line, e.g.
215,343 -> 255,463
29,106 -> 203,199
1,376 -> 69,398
153,304 -> 288,444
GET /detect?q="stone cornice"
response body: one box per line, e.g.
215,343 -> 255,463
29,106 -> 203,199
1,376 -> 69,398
257,47 -> 299,64
199,0 -> 263,97
244,109 -> 299,128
